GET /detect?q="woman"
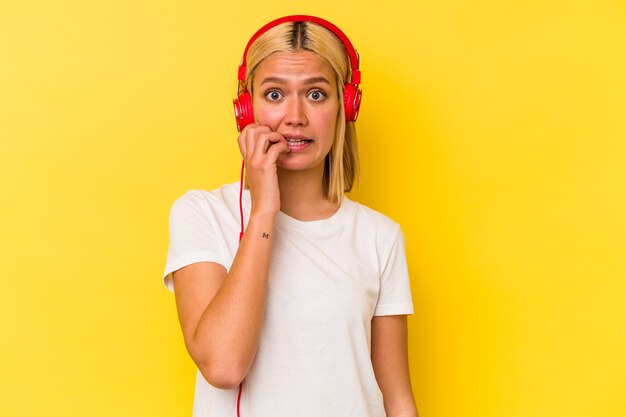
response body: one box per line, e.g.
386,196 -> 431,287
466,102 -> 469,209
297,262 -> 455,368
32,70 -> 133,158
163,15 -> 418,417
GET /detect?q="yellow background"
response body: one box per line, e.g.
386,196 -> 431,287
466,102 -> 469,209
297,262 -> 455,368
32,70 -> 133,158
1,1 -> 625,416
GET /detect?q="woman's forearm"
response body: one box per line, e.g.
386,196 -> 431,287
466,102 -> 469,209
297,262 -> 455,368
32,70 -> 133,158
187,211 -> 277,389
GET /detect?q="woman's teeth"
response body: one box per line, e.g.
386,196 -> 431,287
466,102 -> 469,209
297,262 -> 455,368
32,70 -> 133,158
286,139 -> 310,145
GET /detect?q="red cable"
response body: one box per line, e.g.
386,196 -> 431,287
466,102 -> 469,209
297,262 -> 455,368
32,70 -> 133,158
237,381 -> 243,417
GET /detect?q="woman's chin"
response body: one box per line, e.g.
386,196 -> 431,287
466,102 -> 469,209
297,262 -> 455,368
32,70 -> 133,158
276,156 -> 325,173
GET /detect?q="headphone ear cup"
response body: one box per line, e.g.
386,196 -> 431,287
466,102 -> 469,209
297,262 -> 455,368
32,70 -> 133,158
233,90 -> 254,132
343,83 -> 362,123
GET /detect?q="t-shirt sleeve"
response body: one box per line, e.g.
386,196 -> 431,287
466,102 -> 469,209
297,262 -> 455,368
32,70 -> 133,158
162,191 -> 227,292
373,227 -> 414,316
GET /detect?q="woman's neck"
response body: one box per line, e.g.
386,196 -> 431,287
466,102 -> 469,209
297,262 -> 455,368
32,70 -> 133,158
277,165 -> 341,221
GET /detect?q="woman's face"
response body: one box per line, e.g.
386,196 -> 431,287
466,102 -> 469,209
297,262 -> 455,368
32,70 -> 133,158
252,50 -> 339,173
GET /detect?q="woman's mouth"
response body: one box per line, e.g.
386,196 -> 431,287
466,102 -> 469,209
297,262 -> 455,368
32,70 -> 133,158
285,137 -> 312,152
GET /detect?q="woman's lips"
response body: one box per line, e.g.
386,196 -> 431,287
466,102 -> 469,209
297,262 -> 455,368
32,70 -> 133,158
285,137 -> 312,152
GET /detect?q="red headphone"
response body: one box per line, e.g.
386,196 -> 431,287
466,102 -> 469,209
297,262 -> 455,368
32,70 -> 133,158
233,15 -> 362,132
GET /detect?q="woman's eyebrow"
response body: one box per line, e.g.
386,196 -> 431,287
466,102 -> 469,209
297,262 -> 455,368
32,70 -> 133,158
260,76 -> 331,85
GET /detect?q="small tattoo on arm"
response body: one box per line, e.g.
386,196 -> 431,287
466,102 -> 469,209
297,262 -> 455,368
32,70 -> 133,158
262,232 -> 270,239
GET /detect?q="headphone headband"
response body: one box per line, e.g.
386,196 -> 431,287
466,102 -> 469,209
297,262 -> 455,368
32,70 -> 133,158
237,15 -> 361,86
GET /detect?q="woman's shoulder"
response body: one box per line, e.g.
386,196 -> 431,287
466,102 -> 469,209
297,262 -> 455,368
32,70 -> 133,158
170,181 -> 241,218
345,198 -> 403,236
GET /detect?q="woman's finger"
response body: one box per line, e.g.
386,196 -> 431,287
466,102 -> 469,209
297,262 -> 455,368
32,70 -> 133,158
265,139 -> 289,162
238,123 -> 268,159
250,130 -> 284,162
236,123 -> 256,157
244,125 -> 272,160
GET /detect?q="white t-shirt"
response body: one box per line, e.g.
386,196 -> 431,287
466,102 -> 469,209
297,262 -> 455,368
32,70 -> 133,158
163,182 -> 414,417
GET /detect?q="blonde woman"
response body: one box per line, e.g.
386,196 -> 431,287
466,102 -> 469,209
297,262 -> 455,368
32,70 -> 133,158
163,15 -> 418,417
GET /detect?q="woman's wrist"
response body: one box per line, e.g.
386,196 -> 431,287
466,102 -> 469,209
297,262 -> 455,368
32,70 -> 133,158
248,209 -> 278,228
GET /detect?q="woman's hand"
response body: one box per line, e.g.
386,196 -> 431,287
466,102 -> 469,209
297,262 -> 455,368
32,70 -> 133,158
237,123 -> 289,217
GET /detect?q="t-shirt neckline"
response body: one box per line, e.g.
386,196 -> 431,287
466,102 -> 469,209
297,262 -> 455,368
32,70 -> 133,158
276,196 -> 352,232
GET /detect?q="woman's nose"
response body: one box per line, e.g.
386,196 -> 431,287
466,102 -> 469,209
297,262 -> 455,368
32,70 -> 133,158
284,96 -> 307,126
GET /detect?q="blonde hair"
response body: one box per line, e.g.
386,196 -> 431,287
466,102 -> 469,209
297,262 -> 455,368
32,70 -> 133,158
244,21 -> 359,204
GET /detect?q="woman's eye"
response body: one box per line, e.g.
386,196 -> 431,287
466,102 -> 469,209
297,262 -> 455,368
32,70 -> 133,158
308,90 -> 326,101
265,90 -> 283,101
